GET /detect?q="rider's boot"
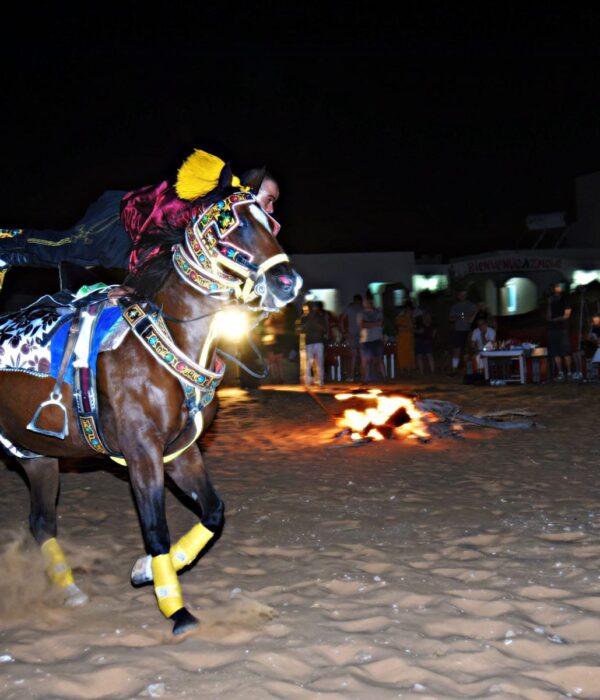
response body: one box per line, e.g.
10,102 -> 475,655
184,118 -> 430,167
0,250 -> 37,291
0,251 -> 32,267
0,227 -> 29,286
0,222 -> 38,292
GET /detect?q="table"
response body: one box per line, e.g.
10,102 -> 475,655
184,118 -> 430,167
480,349 -> 526,384
479,348 -> 545,384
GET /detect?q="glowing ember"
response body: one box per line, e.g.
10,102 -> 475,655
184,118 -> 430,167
334,389 -> 437,441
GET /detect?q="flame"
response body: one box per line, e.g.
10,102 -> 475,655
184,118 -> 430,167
335,389 -> 436,441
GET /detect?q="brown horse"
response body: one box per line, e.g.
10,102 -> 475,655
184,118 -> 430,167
0,185 -> 302,634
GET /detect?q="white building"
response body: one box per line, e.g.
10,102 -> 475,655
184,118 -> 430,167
289,251 -> 416,314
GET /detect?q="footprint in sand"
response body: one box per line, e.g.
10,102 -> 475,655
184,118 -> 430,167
308,642 -> 377,665
524,664 -> 600,698
395,592 -> 438,608
537,531 -> 585,543
566,596 -> 600,612
424,617 -> 513,640
222,566 -> 267,576
448,596 -> 515,616
448,533 -> 516,547
430,567 -> 496,582
357,562 -> 396,575
514,584 -> 571,599
246,652 -> 314,682
439,546 -> 484,561
21,667 -> 145,700
324,615 -> 394,633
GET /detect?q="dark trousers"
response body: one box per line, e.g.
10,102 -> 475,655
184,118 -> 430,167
0,190 -> 132,270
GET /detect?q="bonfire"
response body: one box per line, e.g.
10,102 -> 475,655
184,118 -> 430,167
331,388 -> 539,445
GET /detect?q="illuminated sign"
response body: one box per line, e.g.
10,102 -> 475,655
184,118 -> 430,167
452,256 -> 563,276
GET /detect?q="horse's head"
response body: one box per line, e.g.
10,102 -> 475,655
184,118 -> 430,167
173,190 -> 302,311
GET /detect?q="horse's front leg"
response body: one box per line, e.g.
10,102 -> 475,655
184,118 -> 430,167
131,443 -> 224,584
126,445 -> 198,636
18,457 -> 88,606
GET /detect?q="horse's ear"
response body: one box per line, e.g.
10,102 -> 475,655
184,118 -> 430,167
218,162 -> 235,192
240,167 -> 267,194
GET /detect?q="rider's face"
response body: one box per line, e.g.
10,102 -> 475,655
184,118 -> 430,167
256,178 -> 279,214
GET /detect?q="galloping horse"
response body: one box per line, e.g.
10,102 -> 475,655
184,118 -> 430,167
0,181 -> 302,634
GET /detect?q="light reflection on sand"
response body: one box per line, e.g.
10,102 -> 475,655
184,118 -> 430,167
1,381 -> 600,699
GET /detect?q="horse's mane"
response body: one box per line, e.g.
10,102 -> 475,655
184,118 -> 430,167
123,181 -> 236,300
123,225 -> 184,300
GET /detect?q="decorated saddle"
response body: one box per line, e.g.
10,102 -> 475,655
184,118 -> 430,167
0,287 -> 127,381
0,287 -> 129,457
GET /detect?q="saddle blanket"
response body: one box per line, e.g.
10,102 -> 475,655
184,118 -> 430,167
0,294 -> 128,383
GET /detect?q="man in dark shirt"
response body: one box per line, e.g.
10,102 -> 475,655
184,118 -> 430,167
299,302 -> 328,386
546,282 -> 573,380
448,289 -> 478,375
340,293 -> 363,380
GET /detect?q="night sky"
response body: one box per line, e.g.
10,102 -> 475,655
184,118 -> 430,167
2,5 -> 600,260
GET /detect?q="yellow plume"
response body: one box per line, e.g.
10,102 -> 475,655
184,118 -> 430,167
175,149 -> 227,201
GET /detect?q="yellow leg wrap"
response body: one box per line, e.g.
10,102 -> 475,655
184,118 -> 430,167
171,523 -> 214,571
152,553 -> 184,618
40,537 -> 75,588
0,267 -> 8,291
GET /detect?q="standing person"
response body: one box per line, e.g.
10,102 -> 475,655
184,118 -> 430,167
586,313 -> 600,372
299,302 -> 328,387
359,296 -> 386,382
0,149 -> 280,287
448,289 -> 478,375
415,311 -> 437,374
546,282 -> 573,380
315,300 -> 336,343
470,300 -> 496,331
394,300 -> 416,376
340,293 -> 363,380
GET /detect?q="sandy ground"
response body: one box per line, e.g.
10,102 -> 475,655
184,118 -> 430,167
1,377 -> 600,700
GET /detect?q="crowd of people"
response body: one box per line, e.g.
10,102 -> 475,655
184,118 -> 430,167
255,282 -> 600,388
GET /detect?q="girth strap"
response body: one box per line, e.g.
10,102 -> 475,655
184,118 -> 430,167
72,301 -> 120,458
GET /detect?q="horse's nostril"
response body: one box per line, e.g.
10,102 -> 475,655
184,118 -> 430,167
277,274 -> 293,289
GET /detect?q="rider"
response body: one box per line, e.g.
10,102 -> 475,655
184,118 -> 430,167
0,150 -> 280,288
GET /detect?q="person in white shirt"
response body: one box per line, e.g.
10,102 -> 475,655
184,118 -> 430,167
470,317 -> 497,369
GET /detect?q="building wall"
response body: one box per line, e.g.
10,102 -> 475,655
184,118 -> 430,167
289,251 -> 416,314
449,249 -> 600,301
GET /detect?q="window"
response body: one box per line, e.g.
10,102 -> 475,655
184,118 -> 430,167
412,274 -> 449,294
572,270 -> 600,288
499,277 -> 537,316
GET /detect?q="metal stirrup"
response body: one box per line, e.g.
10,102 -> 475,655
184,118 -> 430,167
27,312 -> 82,440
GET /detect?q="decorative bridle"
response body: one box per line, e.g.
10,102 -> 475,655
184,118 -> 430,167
100,191 -> 289,465
172,191 -> 289,306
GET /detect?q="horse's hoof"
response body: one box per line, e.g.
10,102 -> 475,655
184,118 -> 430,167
64,584 -> 89,607
131,555 -> 153,586
170,607 -> 199,636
